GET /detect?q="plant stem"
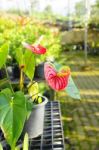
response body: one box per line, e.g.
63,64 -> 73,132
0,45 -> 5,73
4,65 -> 14,94
11,144 -> 15,150
20,68 -> 24,91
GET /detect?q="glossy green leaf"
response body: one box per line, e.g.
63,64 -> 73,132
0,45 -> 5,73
65,76 -> 81,99
24,50 -> 35,80
23,133 -> 29,150
0,89 -> 27,148
0,43 -> 9,69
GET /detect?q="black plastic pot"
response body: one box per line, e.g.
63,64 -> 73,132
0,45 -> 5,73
12,64 -> 20,79
23,96 -> 48,139
34,62 -> 45,80
6,65 -> 20,80
0,69 -> 6,79
6,62 -> 45,81
7,64 -> 20,79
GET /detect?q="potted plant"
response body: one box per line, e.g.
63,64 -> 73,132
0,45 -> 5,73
0,39 -> 48,149
0,37 -> 80,149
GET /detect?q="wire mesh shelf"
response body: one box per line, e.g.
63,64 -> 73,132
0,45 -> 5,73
29,101 -> 65,150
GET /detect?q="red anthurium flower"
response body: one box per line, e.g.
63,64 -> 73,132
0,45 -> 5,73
22,42 -> 46,54
44,63 -> 70,91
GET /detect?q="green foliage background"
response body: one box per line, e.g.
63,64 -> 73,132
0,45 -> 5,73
0,16 -> 61,65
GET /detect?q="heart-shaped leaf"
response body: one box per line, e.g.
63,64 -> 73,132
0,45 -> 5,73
0,89 -> 27,148
15,48 -> 35,80
24,50 -> 35,80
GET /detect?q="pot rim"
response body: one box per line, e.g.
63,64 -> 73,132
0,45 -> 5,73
33,95 -> 48,108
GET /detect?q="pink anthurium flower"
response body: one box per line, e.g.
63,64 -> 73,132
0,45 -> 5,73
22,42 -> 46,54
44,63 -> 70,91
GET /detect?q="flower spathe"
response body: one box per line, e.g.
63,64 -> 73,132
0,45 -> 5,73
22,42 -> 46,54
44,63 -> 70,91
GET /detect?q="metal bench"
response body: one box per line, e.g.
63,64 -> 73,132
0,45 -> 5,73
29,101 -> 65,150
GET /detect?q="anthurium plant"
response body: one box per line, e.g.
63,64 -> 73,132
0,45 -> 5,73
0,36 -> 80,149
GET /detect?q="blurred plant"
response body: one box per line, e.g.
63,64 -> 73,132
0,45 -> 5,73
0,16 -> 61,64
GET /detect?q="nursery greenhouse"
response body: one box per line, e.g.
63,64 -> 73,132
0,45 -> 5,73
0,0 -> 99,150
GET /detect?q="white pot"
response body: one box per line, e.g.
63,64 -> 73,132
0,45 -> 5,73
24,96 -> 48,139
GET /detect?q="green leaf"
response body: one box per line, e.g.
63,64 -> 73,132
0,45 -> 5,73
38,97 -> 42,104
0,43 -> 9,69
15,48 -> 35,80
1,88 -> 12,100
28,82 -> 39,101
0,89 -> 27,148
24,50 -> 35,80
0,143 -> 3,150
15,147 -> 20,150
15,48 -> 25,66
23,133 -> 29,150
65,76 -> 81,99
54,62 -> 61,71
